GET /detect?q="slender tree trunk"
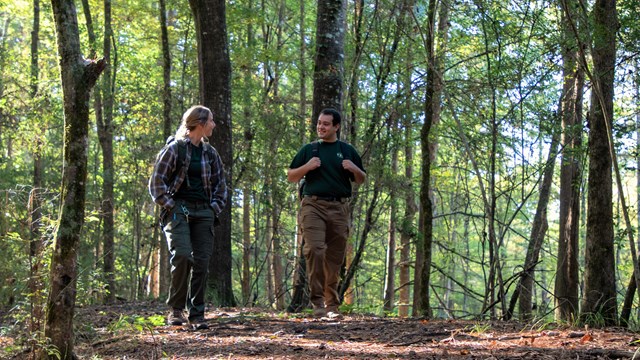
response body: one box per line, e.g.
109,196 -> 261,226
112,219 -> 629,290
189,0 -> 234,306
347,0 -> 364,143
311,0 -> 345,121
44,0 -> 105,357
621,60 -> 640,324
98,0 -> 116,305
383,145 -> 398,312
339,186 -> 380,299
242,185 -> 251,305
288,0 -> 310,311
151,0 -> 173,299
505,120 -> 560,320
28,0 -> 44,339
271,205 -> 285,310
555,0 -> 585,321
417,0 -> 448,318
80,0 -> 104,305
265,210 -> 274,306
398,49 -> 416,318
581,0 -> 618,326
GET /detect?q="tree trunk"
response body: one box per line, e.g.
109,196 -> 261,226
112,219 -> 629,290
152,0 -> 173,299
311,0 -> 345,122
28,0 -> 44,338
505,120 -> 560,321
383,146 -> 398,312
399,104 -> 417,318
98,0 -> 116,305
581,0 -> 618,326
271,204 -> 285,310
621,60 -> 640,325
339,185 -> 381,299
188,0 -> 235,306
416,0 -> 448,318
555,0 -> 585,321
287,0 -> 310,312
347,0 -> 364,144
242,186 -> 252,305
44,0 -> 105,357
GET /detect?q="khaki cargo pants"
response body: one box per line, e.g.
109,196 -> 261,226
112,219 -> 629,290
300,196 -> 350,310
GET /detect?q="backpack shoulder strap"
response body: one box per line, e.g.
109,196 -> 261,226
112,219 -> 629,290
165,137 -> 188,191
175,138 -> 187,167
311,140 -> 319,157
338,140 -> 350,160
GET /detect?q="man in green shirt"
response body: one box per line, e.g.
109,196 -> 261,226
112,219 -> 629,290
288,108 -> 366,318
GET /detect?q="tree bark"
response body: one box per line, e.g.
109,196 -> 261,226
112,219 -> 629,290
311,0 -> 345,123
242,185 -> 252,305
28,0 -> 44,338
555,0 -> 585,321
98,0 -> 116,305
398,39 -> 418,317
45,0 -> 105,357
153,0 -> 173,299
581,0 -> 618,326
287,0 -> 310,311
188,0 -> 235,306
416,0 -> 448,318
505,119 -> 560,321
383,145 -> 398,312
621,60 -> 640,325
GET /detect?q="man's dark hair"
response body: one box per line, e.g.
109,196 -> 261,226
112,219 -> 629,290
320,108 -> 341,126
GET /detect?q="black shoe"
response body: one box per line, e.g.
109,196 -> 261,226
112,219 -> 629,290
189,316 -> 209,330
167,308 -> 186,326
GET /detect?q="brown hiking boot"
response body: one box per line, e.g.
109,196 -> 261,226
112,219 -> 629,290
167,308 -> 187,326
312,307 -> 327,318
189,316 -> 209,330
325,306 -> 343,320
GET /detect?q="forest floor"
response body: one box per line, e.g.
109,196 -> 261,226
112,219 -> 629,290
2,300 -> 640,359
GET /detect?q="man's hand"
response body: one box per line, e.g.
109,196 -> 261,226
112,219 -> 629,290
342,159 -> 366,184
307,157 -> 321,170
287,156 -> 321,183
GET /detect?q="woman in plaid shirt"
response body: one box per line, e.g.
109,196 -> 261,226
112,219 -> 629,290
149,105 -> 227,330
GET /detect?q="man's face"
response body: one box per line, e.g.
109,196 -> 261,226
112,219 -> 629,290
317,113 -> 339,140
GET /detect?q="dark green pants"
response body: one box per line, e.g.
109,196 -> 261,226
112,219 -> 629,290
162,200 -> 215,320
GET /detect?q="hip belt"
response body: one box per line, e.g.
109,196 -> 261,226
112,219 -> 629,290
305,195 -> 350,203
176,199 -> 210,210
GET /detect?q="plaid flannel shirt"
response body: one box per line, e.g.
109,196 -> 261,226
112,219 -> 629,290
148,137 -> 227,216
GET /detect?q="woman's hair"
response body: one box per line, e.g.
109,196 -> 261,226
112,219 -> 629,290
175,105 -> 213,138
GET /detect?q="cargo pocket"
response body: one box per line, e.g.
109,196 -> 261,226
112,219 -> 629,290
163,206 -> 182,232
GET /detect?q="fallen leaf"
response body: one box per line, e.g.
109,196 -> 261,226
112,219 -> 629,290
441,336 -> 456,344
580,333 -> 593,343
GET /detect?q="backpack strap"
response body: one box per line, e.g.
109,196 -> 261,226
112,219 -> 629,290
338,140 -> 350,160
298,141 -> 319,200
165,137 -> 189,191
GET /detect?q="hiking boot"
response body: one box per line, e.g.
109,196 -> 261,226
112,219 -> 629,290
167,308 -> 186,326
189,316 -> 209,330
312,307 -> 327,318
325,306 -> 343,320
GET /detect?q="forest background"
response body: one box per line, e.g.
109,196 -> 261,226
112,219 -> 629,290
0,0 -> 639,351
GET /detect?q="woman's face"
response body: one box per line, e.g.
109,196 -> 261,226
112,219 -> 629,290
201,114 -> 216,137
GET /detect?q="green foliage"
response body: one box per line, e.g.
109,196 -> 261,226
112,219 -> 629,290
0,0 -> 639,335
107,314 -> 165,335
467,322 -> 492,335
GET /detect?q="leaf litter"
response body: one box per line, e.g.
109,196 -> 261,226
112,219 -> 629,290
3,300 -> 639,359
